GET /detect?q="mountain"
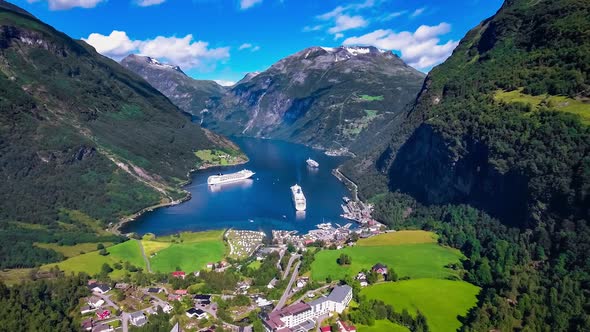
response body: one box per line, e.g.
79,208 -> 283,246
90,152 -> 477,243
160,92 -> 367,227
0,1 -> 237,268
120,54 -> 226,118
344,0 -> 590,330
203,46 -> 425,154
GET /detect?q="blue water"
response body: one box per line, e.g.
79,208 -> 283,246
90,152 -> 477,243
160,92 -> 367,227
122,137 -> 351,235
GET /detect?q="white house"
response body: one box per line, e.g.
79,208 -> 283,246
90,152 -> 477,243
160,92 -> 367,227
129,311 -> 147,327
309,285 -> 353,315
88,296 -> 105,308
186,308 -> 208,319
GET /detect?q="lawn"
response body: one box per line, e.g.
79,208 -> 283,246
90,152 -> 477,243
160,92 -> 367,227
148,230 -> 226,273
141,240 -> 171,256
0,268 -> 35,285
359,95 -> 384,101
41,240 -> 145,278
494,89 -> 590,125
248,260 -> 262,270
35,242 -> 114,258
357,230 -> 437,246
311,231 -> 462,281
362,279 -> 480,332
358,320 -> 409,332
150,241 -> 225,273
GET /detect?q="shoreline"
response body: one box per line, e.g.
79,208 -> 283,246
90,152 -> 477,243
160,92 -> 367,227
109,157 -> 249,236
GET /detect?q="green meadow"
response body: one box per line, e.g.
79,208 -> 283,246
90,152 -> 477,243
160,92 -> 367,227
358,320 -> 409,332
311,231 -> 462,281
42,240 -> 146,278
361,279 -> 480,332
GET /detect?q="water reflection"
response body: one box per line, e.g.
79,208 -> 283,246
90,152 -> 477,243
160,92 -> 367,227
208,179 -> 254,192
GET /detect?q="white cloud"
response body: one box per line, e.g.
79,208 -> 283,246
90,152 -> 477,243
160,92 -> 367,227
214,80 -> 236,87
84,31 -> 230,70
239,43 -> 253,50
342,23 -> 458,70
239,43 -> 260,52
135,0 -> 166,6
27,0 -> 104,10
379,10 -> 407,22
240,0 -> 262,10
308,0 -> 376,37
84,31 -> 140,58
411,7 -> 426,17
327,15 -> 368,34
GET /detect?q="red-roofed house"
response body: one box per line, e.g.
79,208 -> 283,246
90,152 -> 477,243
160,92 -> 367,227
168,294 -> 181,301
171,271 -> 186,279
96,310 -> 110,320
338,321 -> 357,332
175,289 -> 188,295
320,326 -> 331,332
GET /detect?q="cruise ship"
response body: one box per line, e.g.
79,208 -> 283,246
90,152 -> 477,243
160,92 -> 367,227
290,184 -> 307,211
207,169 -> 255,186
306,158 -> 319,168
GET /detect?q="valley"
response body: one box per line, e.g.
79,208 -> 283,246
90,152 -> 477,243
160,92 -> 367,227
0,0 -> 589,332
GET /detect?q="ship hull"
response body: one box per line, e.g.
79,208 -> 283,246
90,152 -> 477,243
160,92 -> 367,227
207,170 -> 255,186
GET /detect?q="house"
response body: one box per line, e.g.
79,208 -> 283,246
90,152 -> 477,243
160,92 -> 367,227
320,326 -> 331,332
129,311 -> 147,327
255,297 -> 272,307
337,321 -> 357,332
90,283 -> 111,294
186,308 -> 208,319
96,310 -> 110,320
147,287 -> 162,294
88,296 -> 105,308
371,263 -> 388,275
171,271 -> 186,279
193,294 -> 211,303
81,318 -> 93,331
92,324 -> 114,332
161,303 -> 173,314
175,289 -> 188,295
81,305 -> 96,315
355,272 -> 366,281
359,281 -> 368,287
206,262 -> 215,269
168,294 -> 181,301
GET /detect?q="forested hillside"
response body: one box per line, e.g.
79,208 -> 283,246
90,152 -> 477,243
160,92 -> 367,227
346,0 -> 590,330
0,2 -> 234,268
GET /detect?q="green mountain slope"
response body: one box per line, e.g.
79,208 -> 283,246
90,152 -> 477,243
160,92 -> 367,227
120,54 -> 227,119
204,46 -> 425,154
346,0 -> 590,330
0,2 -> 234,268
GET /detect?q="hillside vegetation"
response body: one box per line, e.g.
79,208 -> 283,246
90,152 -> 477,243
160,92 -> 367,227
0,3 -> 236,269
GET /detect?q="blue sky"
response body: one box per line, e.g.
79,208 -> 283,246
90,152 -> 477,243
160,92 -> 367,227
15,0 -> 503,85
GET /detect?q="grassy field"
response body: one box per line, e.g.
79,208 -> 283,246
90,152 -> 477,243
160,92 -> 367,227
42,240 -> 146,278
35,242 -> 114,258
0,268 -> 35,285
359,95 -> 384,101
149,230 -> 226,273
357,230 -> 437,246
358,320 -> 409,332
362,279 -> 480,332
494,89 -> 590,125
311,231 -> 461,281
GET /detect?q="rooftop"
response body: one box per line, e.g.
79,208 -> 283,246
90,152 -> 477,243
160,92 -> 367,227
327,285 -> 353,303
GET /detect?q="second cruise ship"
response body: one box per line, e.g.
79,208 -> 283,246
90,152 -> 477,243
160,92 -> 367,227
290,184 -> 307,211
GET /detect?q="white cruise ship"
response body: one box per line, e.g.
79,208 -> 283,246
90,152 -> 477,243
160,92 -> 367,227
207,169 -> 255,186
290,184 -> 307,211
306,158 -> 319,168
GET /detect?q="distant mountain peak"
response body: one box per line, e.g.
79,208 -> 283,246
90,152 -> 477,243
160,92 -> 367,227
122,54 -> 186,75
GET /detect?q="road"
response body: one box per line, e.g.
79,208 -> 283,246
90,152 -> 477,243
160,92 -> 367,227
137,240 -> 152,273
94,292 -> 120,310
282,254 -> 298,280
274,260 -> 301,311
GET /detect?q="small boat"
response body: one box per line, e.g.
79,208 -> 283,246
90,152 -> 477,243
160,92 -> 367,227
306,158 -> 319,168
249,219 -> 254,223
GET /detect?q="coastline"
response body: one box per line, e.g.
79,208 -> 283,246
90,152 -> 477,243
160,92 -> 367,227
109,157 -> 249,236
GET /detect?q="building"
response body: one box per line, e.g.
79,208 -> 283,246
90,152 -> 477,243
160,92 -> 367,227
372,263 -> 388,275
171,271 -> 186,279
193,294 -> 211,304
263,302 -> 315,331
186,308 -> 208,319
175,289 -> 188,295
88,296 -> 105,308
147,287 -> 162,293
81,318 -> 93,331
81,305 -> 96,315
337,321 -> 357,332
263,285 -> 353,332
89,283 -> 111,294
170,322 -> 181,332
309,285 -> 353,315
129,311 -> 147,327
96,310 -> 110,320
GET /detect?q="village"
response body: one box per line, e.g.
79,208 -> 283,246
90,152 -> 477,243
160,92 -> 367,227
77,214 -> 391,332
